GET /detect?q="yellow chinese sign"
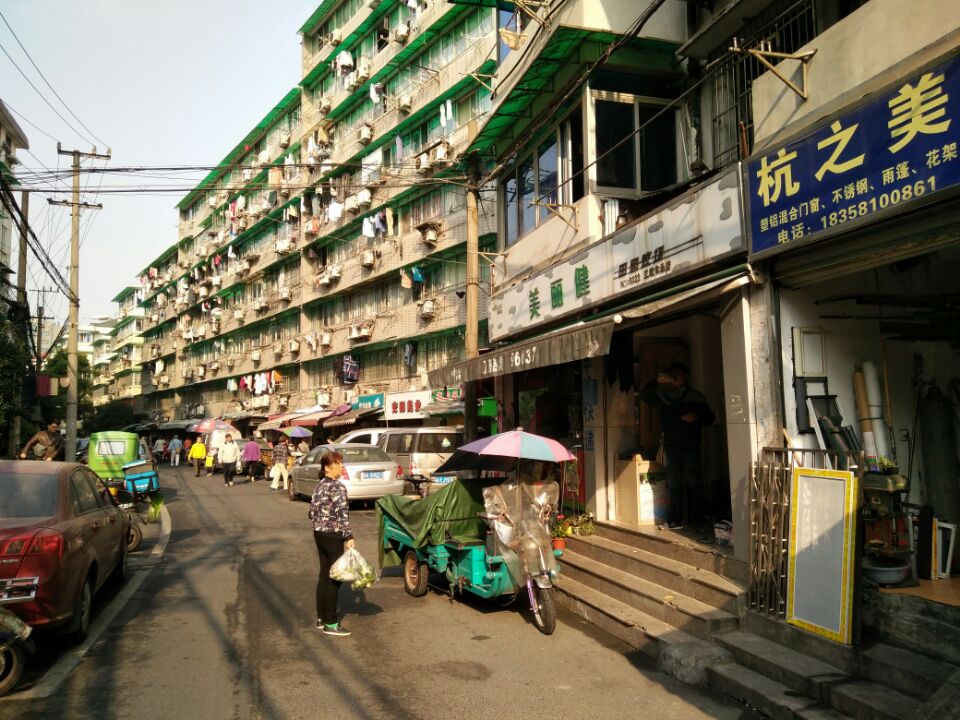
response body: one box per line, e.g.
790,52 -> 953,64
749,56 -> 958,257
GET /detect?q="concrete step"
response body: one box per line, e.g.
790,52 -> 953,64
555,575 -> 729,685
595,519 -> 749,585
716,631 -> 849,704
561,550 -> 740,640
746,611 -> 858,674
859,642 -> 957,701
568,532 -> 746,617
827,680 -> 920,720
707,662 -> 848,720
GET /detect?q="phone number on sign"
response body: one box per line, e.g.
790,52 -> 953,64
820,177 -> 937,229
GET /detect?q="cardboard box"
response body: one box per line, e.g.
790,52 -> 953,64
614,456 -> 669,525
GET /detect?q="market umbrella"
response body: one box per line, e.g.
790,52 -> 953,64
282,426 -> 313,439
435,429 -> 576,474
186,418 -> 240,435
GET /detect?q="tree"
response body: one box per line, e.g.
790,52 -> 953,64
87,399 -> 137,434
0,307 -> 31,451
41,348 -> 94,430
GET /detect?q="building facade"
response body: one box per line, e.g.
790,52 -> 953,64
0,99 -> 28,297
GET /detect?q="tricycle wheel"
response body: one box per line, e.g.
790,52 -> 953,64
531,584 -> 557,635
126,521 -> 143,553
0,643 -> 26,697
402,551 -> 429,597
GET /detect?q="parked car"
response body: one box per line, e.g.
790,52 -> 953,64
289,444 -> 403,501
376,428 -> 463,495
332,427 -> 386,446
0,461 -> 130,641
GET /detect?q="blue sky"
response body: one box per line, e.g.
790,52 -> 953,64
1,0 -> 319,324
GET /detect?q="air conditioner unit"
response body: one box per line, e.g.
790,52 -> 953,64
208,361 -> 219,371
183,329 -> 194,341
196,325 -> 207,338
421,223 -> 440,246
328,28 -> 342,45
353,322 -> 372,340
245,251 -> 260,264
360,249 -> 375,267
182,367 -> 193,379
398,94 -> 412,113
347,324 -> 359,340
319,97 -> 333,114
211,320 -> 221,334
419,299 -> 436,319
356,188 -> 372,208
279,132 -> 291,149
288,339 -> 301,353
416,153 -> 430,173
160,375 -> 169,385
393,23 -> 409,42
344,194 -> 359,213
251,349 -> 261,362
211,275 -> 222,287
357,124 -> 373,145
320,331 -> 332,347
318,270 -> 331,287
328,264 -> 342,281
242,168 -> 253,182
346,71 -> 359,91
226,357 -> 235,369
316,143 -> 332,159
278,395 -> 289,407
150,313 -> 159,322
275,238 -> 293,254
233,309 -> 245,321
280,286 -> 291,301
356,60 -> 370,83
273,342 -> 284,355
196,365 -> 206,378
208,196 -> 217,209
255,298 -> 267,311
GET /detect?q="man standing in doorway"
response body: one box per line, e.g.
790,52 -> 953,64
640,362 -> 715,530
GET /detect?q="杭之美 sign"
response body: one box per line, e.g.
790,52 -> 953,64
747,54 -> 960,258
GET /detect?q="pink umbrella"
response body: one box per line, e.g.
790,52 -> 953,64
186,418 -> 239,435
435,429 -> 576,473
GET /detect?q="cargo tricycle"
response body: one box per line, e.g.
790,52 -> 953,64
377,429 -> 575,635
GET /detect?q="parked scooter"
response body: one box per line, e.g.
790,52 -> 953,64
108,487 -> 145,552
0,607 -> 34,697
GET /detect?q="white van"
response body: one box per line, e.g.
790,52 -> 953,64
333,427 -> 386,446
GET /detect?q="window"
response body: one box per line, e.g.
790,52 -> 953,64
71,473 -> 103,514
593,92 -> 677,193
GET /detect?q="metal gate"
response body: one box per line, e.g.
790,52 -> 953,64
749,447 -> 862,617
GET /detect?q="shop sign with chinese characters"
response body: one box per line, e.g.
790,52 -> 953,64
747,53 -> 960,258
384,390 -> 432,420
487,170 -> 743,340
351,393 -> 384,411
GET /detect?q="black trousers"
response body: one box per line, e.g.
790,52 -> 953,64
223,463 -> 235,485
314,532 -> 345,625
193,458 -> 202,476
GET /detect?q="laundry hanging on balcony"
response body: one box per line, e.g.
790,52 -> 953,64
335,50 -> 354,73
362,217 -> 376,238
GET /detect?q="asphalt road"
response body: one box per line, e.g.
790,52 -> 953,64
0,465 -> 757,720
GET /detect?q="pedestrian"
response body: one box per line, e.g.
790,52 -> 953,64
242,437 -> 261,481
309,450 -> 354,636
219,434 -> 240,487
20,420 -> 63,461
639,362 -> 715,530
269,437 -> 290,491
168,436 -> 183,466
188,437 -> 207,477
152,436 -> 166,459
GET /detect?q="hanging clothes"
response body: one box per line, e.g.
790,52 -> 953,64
317,125 -> 330,144
439,103 -> 447,127
395,135 -> 404,160
328,201 -> 343,222
386,207 -> 394,236
362,217 -> 376,238
411,266 -> 424,283
446,99 -> 453,124
399,268 -> 413,289
373,210 -> 386,234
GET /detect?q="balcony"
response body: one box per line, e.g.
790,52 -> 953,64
303,204 -> 494,305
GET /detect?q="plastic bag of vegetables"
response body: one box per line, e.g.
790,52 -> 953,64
330,548 -> 377,589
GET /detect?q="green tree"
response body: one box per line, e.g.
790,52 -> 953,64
41,348 -> 94,429
87,399 -> 137,434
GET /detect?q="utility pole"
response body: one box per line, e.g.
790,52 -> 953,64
32,287 -> 57,371
6,191 -> 29,458
49,143 -> 109,460
463,157 -> 480,442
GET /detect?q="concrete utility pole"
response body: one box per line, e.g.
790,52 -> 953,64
49,144 -> 109,459
6,191 -> 29,458
463,157 -> 480,442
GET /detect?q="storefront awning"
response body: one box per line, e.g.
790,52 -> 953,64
258,411 -> 309,431
157,420 -> 193,431
420,400 -> 465,416
323,407 -> 383,429
290,409 -> 334,427
619,273 -> 753,323
428,318 -> 615,388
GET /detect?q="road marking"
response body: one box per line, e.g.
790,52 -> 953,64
13,505 -> 173,700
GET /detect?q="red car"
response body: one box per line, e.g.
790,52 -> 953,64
0,461 -> 130,640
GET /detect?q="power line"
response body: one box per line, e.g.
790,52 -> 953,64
0,9 -> 105,146
0,40 -> 96,147
3,101 -> 60,143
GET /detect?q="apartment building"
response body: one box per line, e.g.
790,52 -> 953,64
0,99 -> 28,293
126,0 -> 501,429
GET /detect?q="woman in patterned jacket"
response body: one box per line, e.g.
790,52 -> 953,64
309,450 -> 355,636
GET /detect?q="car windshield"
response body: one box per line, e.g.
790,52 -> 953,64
418,433 -> 462,453
339,446 -> 392,463
0,476 -> 59,518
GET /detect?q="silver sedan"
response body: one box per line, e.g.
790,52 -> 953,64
288,444 -> 404,501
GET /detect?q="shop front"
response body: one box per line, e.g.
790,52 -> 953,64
747,50 -> 960,639
431,168 -> 757,559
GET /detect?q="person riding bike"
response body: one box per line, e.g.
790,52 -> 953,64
19,421 -> 63,462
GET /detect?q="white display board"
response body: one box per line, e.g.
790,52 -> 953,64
786,467 -> 858,644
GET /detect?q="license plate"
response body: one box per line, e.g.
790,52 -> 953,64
432,475 -> 454,484
362,471 -> 384,480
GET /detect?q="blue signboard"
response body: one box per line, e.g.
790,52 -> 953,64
351,393 -> 384,411
747,53 -> 960,258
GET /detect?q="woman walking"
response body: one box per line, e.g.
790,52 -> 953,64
188,437 -> 207,477
309,451 -> 354,637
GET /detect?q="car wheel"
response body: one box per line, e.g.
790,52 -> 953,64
288,478 -> 298,501
67,576 -> 94,644
112,541 -> 130,585
402,551 -> 429,597
0,643 -> 26,697
126,522 -> 143,553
